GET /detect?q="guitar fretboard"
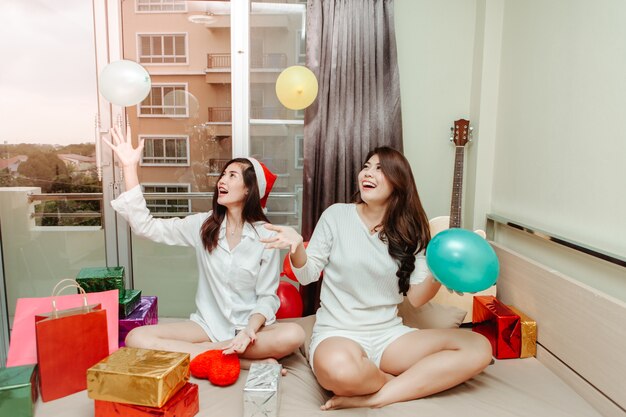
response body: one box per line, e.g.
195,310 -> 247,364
450,146 -> 465,228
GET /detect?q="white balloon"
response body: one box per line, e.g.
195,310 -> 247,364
99,60 -> 152,107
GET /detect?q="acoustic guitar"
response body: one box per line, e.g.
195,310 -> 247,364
428,119 -> 496,323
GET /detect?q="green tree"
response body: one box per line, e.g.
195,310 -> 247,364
17,151 -> 69,193
57,143 -> 95,156
0,168 -> 16,187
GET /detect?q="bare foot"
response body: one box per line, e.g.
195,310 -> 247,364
321,394 -> 376,410
240,357 -> 288,376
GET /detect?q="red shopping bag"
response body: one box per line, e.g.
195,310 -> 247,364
6,279 -> 118,367
36,301 -> 109,401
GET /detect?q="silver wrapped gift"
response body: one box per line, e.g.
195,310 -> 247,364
243,362 -> 282,417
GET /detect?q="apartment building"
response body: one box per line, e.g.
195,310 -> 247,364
121,0 -> 306,225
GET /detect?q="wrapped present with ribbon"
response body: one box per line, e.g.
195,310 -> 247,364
87,347 -> 190,407
507,305 -> 537,358
119,296 -> 158,347
118,289 -> 142,319
94,382 -> 199,417
0,364 -> 38,417
244,362 -> 282,417
472,296 -> 521,359
77,267 -> 125,295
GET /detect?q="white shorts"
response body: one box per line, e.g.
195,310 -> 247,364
308,324 -> 418,373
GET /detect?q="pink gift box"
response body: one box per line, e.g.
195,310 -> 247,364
118,296 -> 158,347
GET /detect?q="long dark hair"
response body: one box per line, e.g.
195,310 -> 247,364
355,147 -> 431,295
200,158 -> 269,252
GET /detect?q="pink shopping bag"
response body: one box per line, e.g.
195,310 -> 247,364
6,279 -> 119,367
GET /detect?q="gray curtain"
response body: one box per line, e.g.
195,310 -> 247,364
300,0 -> 403,314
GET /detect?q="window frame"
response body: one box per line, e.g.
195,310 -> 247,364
141,183 -> 192,214
136,33 -> 188,65
135,0 -> 187,14
139,135 -> 190,167
137,83 -> 189,118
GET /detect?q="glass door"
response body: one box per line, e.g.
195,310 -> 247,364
119,0 -> 307,317
120,0 -> 233,317
0,0 -> 115,363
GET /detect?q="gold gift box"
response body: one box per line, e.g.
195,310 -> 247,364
507,306 -> 537,358
87,347 -> 189,407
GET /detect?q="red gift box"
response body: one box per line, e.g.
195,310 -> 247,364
94,382 -> 199,417
472,296 -> 521,359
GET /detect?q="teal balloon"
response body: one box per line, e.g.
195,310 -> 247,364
426,228 -> 499,293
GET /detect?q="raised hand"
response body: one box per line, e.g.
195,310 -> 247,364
261,224 -> 304,254
101,124 -> 143,189
101,124 -> 145,169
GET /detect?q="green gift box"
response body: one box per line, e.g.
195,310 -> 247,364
119,289 -> 142,318
0,365 -> 38,417
76,267 -> 125,295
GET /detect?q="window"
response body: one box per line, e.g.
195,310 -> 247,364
295,134 -> 304,169
139,84 -> 188,117
142,184 -> 191,214
138,34 -> 187,64
136,0 -> 186,13
140,136 -> 189,166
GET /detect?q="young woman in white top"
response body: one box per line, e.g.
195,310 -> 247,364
104,125 -> 305,365
264,146 -> 492,409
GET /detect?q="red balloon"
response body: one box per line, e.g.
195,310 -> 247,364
280,242 -> 308,282
275,281 -> 303,319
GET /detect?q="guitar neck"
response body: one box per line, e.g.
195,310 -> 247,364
449,146 -> 465,228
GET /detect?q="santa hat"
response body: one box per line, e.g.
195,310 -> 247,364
246,157 -> 277,209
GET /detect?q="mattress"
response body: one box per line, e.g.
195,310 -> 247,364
33,328 -> 602,417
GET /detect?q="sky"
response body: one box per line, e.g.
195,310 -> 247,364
0,0 -> 98,146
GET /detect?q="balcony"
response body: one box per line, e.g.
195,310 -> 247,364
206,53 -> 287,70
207,106 -> 292,123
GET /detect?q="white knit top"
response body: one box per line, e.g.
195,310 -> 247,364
111,185 -> 280,342
292,204 -> 429,332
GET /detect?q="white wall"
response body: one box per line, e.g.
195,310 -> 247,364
395,0 -> 477,220
396,0 -> 626,301
493,0 -> 626,257
491,0 -> 626,299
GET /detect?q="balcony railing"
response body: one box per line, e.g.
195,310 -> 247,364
207,53 -> 231,69
207,107 -> 232,122
208,106 -> 291,122
22,190 -> 300,223
207,53 -> 287,69
251,106 -> 291,119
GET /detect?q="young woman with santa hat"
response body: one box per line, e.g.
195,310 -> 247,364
103,125 -> 305,380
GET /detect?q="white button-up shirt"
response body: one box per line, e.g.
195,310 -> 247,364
111,185 -> 280,342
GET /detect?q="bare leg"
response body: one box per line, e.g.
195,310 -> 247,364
127,321 -> 305,371
239,322 -> 306,360
322,329 -> 492,410
125,321 -> 227,359
312,337 -> 393,397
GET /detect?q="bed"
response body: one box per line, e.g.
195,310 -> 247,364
33,243 -> 624,417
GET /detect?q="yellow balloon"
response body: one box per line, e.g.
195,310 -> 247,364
275,66 -> 318,110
